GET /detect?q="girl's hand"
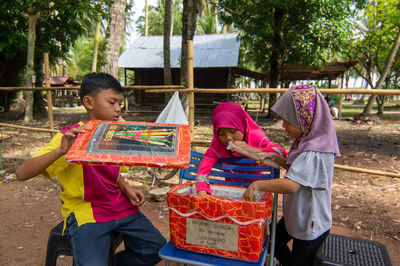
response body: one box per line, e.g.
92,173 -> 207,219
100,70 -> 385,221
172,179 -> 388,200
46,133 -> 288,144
59,125 -> 90,154
125,187 -> 145,206
242,181 -> 259,201
197,191 -> 207,196
257,152 -> 288,169
233,141 -> 261,154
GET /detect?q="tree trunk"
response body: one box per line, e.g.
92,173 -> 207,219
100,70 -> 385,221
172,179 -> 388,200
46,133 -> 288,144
145,0 -> 149,36
104,0 -> 126,78
33,52 -> 46,114
376,77 -> 391,115
164,0 -> 172,85
267,7 -> 285,118
91,12 -> 102,73
171,0 -> 175,35
180,0 -> 198,115
24,8 -> 40,122
376,95 -> 386,115
163,0 -> 173,103
214,6 -> 219,33
362,29 -> 400,115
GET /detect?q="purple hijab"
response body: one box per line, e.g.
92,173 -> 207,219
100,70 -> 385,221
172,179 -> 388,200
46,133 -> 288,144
272,84 -> 340,165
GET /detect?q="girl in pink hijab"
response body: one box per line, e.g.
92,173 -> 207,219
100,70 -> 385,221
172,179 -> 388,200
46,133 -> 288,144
242,84 -> 340,266
196,102 -> 287,196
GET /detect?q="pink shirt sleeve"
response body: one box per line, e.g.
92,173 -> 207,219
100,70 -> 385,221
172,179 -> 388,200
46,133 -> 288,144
196,181 -> 211,194
195,138 -> 287,194
195,150 -> 218,194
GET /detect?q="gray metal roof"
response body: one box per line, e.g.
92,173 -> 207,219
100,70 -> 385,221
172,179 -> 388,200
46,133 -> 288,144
118,33 -> 240,68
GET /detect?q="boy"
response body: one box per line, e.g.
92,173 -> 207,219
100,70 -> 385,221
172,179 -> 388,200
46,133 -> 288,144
16,73 -> 166,265
324,94 -> 338,119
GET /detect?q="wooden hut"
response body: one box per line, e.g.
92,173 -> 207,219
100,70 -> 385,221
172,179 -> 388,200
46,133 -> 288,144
49,76 -> 80,107
118,34 -> 266,108
118,34 -> 357,109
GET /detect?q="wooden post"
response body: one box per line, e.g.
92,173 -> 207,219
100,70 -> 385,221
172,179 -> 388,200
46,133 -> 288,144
187,40 -> 194,130
44,53 -> 54,136
338,74 -> 345,119
0,122 -> 58,133
334,164 -> 400,178
124,68 -> 129,111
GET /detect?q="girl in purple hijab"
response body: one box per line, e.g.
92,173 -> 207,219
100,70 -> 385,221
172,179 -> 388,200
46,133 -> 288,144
196,102 -> 287,195
243,84 -> 340,266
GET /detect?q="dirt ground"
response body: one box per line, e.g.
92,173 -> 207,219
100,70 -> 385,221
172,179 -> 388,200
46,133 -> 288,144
0,107 -> 399,265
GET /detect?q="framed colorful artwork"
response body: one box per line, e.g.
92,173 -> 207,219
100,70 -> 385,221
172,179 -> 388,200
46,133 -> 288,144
66,120 -> 191,168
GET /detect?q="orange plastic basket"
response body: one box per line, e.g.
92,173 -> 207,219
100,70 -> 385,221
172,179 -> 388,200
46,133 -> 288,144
167,183 -> 273,262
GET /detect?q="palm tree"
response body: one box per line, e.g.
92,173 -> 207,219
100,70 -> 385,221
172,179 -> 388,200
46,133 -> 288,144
24,6 -> 40,122
196,7 -> 218,34
104,0 -> 126,78
136,0 -> 183,36
164,0 -> 173,85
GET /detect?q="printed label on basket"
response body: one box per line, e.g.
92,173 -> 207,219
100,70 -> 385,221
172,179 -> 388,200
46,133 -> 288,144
186,218 -> 238,252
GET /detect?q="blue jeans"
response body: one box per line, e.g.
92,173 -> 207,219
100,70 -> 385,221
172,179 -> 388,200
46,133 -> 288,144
65,212 -> 166,266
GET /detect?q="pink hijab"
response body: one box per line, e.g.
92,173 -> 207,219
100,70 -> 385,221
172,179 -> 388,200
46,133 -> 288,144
272,84 -> 340,165
208,102 -> 274,158
196,102 -> 286,191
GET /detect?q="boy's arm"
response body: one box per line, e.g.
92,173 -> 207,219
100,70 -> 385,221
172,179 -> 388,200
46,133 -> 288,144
16,125 -> 89,181
16,147 -> 65,181
242,178 -> 301,201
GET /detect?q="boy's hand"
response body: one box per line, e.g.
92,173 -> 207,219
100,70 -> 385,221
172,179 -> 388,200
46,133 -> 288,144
242,181 -> 259,201
117,176 -> 145,206
125,187 -> 145,206
59,125 -> 90,154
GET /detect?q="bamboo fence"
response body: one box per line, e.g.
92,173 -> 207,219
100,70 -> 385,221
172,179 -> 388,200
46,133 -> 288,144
143,88 -> 400,95
1,48 -> 400,178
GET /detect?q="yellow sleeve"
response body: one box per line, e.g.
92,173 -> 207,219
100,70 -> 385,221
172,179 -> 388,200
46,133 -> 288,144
33,133 -> 70,179
120,166 -> 129,173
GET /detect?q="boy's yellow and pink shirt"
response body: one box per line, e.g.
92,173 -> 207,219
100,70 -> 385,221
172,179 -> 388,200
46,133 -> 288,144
33,122 -> 138,231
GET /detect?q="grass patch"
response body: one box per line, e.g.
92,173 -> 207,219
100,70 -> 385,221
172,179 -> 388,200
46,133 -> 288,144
53,106 -> 86,114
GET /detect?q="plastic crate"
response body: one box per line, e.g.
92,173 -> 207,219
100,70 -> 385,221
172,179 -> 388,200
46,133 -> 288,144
314,234 -> 392,266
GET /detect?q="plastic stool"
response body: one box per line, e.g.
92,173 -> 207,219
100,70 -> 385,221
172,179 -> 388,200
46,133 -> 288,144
314,234 -> 392,266
45,221 -> 123,266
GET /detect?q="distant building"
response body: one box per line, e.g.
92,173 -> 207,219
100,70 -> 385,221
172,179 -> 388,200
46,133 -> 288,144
48,76 -> 80,107
119,33 -> 266,107
119,33 -> 357,108
48,76 -> 80,87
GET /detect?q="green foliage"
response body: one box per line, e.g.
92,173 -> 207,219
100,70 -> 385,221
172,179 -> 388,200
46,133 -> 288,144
331,94 -> 340,105
368,204 -> 376,215
216,0 -> 363,74
66,36 -> 107,80
0,1 -> 28,86
136,0 -> 183,36
344,0 -> 400,88
196,7 -> 218,34
0,0 -> 99,87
